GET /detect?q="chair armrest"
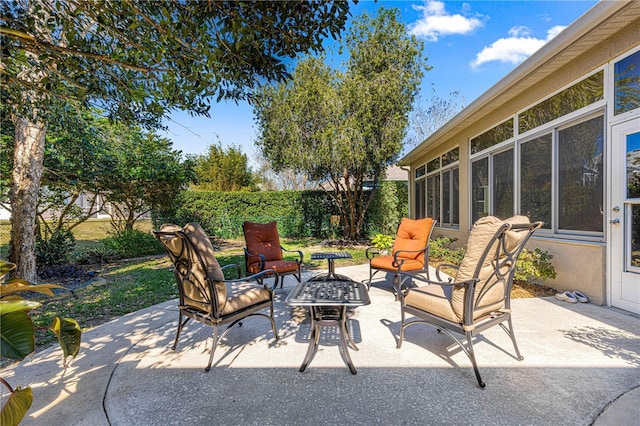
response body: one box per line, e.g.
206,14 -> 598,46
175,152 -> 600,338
221,263 -> 242,280
244,248 -> 266,271
392,246 -> 429,268
281,246 -> 304,264
397,270 -> 458,289
366,246 -> 381,260
225,269 -> 280,291
435,263 -> 458,282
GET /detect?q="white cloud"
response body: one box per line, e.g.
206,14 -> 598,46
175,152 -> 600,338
471,24 -> 567,69
408,0 -> 484,42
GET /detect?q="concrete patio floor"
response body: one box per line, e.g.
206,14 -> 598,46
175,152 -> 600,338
2,264 -> 639,425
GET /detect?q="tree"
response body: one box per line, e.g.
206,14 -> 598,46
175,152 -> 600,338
255,8 -> 427,239
253,153 -> 316,191
0,0 -> 351,280
98,122 -> 193,232
194,142 -> 257,192
406,84 -> 465,148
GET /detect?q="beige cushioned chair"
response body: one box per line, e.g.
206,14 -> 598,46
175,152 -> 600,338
154,222 -> 279,372
397,215 -> 542,387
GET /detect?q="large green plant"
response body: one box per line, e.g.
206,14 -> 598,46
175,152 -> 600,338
0,261 -> 81,426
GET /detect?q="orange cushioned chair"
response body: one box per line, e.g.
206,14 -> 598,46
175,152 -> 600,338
243,221 -> 303,288
366,217 -> 437,294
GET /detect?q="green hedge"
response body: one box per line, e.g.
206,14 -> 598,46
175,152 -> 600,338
153,183 -> 408,240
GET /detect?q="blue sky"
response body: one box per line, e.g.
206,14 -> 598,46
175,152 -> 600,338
160,0 -> 599,163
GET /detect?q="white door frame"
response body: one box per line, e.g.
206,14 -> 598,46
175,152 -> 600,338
608,118 -> 640,314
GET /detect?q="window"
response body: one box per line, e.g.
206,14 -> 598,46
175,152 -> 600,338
470,119 -> 514,154
471,149 -> 513,223
557,116 -> 604,232
519,71 -> 603,133
520,135 -> 552,229
415,165 -> 426,218
518,115 -> 604,233
614,50 -> 640,115
425,147 -> 459,227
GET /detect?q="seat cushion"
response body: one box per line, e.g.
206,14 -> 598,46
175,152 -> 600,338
392,217 -> 436,261
220,281 -> 271,316
243,221 -> 283,262
247,259 -> 300,275
370,255 -> 424,272
404,285 -> 459,323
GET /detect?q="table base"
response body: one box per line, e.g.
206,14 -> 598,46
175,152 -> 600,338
300,306 -> 359,374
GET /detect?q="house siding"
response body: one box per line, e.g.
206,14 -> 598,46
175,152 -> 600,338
404,3 -> 640,306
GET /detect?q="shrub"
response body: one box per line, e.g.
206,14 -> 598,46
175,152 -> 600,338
515,248 -> 557,282
102,229 -> 163,259
429,237 -> 465,265
36,229 -> 76,269
75,246 -> 119,265
371,234 -> 394,251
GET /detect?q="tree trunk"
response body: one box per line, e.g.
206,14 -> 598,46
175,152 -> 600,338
9,115 -> 47,281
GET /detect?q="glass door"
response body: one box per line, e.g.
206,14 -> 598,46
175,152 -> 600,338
610,119 -> 640,314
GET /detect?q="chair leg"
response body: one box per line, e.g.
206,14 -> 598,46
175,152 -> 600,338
397,308 -> 406,348
269,303 -> 279,340
172,314 -> 189,351
205,325 -> 220,372
500,317 -> 524,361
392,274 -> 400,300
465,330 -> 485,388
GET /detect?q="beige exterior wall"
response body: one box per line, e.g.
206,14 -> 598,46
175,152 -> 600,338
406,6 -> 639,306
528,239 -> 606,305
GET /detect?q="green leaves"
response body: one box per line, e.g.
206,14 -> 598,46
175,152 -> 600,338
254,7 -> 427,239
1,0 -> 352,125
0,308 -> 36,361
0,385 -> 33,426
50,317 -> 81,364
0,260 -> 82,422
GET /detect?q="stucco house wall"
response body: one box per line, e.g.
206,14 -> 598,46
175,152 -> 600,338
401,1 -> 640,307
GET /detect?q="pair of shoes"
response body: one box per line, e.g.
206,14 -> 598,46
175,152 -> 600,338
555,291 -> 577,303
572,290 -> 589,303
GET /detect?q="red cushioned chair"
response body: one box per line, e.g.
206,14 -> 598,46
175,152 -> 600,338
242,221 -> 303,288
366,217 -> 437,295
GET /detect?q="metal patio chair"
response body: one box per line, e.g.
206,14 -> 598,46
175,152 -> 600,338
366,217 -> 437,294
396,215 -> 542,387
242,221 -> 303,288
153,222 -> 279,372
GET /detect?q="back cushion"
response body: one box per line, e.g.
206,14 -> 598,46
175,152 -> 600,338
451,216 -> 505,320
392,217 -> 436,261
181,222 -> 226,310
243,221 -> 283,262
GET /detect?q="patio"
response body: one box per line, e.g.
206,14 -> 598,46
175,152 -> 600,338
2,264 -> 639,425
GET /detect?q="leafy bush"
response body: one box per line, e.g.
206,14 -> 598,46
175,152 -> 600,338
515,248 -> 557,282
75,246 -> 119,265
371,234 -> 394,251
36,229 -> 75,269
429,237 -> 465,265
429,238 -> 557,284
102,229 -> 163,259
